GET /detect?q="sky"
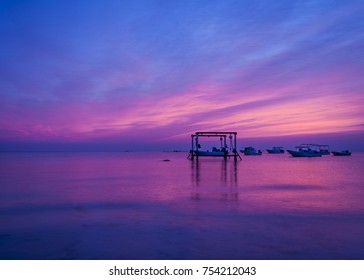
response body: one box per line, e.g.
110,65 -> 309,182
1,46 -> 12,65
1,0 -> 364,151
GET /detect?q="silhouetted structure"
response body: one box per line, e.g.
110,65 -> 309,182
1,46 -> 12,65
188,131 -> 241,161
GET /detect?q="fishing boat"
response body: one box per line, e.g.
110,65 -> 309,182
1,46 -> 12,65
287,144 -> 322,157
332,150 -> 351,156
240,146 -> 262,155
266,147 -> 284,154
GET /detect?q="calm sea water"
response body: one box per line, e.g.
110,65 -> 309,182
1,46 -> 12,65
1,152 -> 364,259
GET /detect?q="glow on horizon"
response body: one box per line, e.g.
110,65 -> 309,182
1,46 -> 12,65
1,1 -> 364,149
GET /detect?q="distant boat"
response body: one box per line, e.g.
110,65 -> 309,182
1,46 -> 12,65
240,146 -> 262,155
332,150 -> 351,156
266,147 -> 284,154
287,144 -> 322,157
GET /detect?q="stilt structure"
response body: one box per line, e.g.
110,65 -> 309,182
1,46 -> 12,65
187,131 -> 242,161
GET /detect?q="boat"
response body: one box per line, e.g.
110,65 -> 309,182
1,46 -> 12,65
196,147 -> 227,157
266,147 -> 284,154
240,146 -> 262,155
332,150 -> 351,156
287,144 -> 322,157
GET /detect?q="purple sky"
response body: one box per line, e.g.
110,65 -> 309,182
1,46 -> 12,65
1,0 -> 364,151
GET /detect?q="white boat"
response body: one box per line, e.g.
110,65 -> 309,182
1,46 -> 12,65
332,150 -> 351,156
240,146 -> 262,155
287,144 -> 322,157
266,147 -> 284,154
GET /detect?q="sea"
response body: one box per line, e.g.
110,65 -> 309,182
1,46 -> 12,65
0,151 -> 364,260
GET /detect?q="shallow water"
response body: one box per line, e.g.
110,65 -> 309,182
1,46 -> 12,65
0,152 -> 364,259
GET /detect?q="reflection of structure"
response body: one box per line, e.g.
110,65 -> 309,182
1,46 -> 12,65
191,160 -> 239,201
191,160 -> 200,200
188,131 -> 242,161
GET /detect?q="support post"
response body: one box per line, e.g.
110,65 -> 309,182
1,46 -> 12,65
190,135 -> 195,160
224,136 -> 227,160
191,135 -> 194,151
234,134 -> 237,162
196,135 -> 199,161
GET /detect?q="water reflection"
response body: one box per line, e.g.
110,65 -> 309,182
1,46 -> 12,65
1,152 -> 364,260
191,160 -> 238,201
